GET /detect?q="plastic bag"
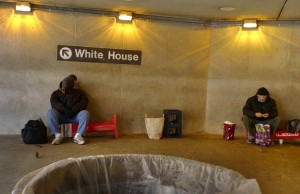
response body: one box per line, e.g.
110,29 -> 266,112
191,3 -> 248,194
221,121 -> 236,140
12,155 -> 262,194
287,119 -> 300,133
255,124 -> 271,146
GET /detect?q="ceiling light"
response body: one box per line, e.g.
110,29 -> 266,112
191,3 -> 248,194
219,7 -> 236,12
118,11 -> 133,21
243,20 -> 258,28
16,1 -> 31,12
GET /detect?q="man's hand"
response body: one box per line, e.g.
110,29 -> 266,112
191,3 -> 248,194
255,112 -> 263,118
255,112 -> 269,118
262,113 -> 269,118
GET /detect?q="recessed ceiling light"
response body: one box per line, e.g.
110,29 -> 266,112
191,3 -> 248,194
243,20 -> 258,28
219,7 -> 236,12
16,1 -> 31,12
119,11 -> 133,21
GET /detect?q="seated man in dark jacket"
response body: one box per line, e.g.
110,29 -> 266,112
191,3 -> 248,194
47,75 -> 89,145
243,87 -> 280,144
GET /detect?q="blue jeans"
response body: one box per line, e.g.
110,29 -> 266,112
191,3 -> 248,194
47,109 -> 90,135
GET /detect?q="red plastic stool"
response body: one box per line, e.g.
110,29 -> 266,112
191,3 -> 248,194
61,114 -> 118,139
245,130 -> 249,140
245,129 -> 300,145
272,129 -> 300,144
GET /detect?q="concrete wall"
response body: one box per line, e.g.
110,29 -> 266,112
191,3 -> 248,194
0,8 -> 299,136
207,24 -> 300,135
0,8 -> 210,135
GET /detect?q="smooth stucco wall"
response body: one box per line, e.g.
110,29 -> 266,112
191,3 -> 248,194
207,24 -> 300,135
0,8 -> 210,134
1,7 -> 299,136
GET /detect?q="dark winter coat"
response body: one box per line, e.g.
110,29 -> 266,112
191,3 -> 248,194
50,88 -> 88,118
243,95 -> 278,121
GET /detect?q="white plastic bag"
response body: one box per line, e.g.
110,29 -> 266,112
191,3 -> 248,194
12,155 -> 262,194
145,114 -> 164,140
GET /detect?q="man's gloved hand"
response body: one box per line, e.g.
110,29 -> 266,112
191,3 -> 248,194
65,109 -> 74,116
62,107 -> 74,116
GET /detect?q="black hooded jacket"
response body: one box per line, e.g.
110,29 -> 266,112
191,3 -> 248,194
50,83 -> 88,118
243,95 -> 278,121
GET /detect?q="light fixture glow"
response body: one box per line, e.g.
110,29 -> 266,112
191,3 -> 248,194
118,11 -> 132,21
219,7 -> 236,12
243,20 -> 257,28
16,1 -> 31,12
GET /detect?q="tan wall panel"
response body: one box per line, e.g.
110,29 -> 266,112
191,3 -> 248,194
207,25 -> 300,136
1,7 -> 299,136
0,8 -> 210,135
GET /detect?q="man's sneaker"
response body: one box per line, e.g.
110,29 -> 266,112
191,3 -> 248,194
246,136 -> 254,144
52,134 -> 64,145
74,134 -> 85,145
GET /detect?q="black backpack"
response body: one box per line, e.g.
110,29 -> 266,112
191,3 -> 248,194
21,118 -> 48,144
287,119 -> 300,134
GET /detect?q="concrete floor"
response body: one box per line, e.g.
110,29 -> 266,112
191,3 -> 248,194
1,133 -> 300,194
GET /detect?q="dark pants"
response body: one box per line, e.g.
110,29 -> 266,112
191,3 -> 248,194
243,115 -> 280,138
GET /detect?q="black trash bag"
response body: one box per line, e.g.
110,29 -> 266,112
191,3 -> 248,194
21,118 -> 47,144
287,119 -> 300,134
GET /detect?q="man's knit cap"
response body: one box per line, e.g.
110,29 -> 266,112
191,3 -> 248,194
256,87 -> 269,96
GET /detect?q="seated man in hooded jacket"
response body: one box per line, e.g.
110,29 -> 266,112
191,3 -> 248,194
47,75 -> 89,145
242,87 -> 280,144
